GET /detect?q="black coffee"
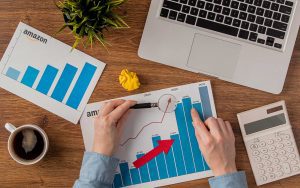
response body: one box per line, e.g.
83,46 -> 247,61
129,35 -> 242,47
13,129 -> 45,160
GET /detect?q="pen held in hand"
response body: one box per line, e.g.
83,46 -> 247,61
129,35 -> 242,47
130,103 -> 158,109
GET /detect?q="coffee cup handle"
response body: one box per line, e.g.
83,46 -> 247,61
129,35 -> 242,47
5,123 -> 17,133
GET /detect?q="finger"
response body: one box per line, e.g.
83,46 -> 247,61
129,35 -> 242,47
110,100 -> 137,121
191,109 -> 211,143
205,117 -> 222,136
116,112 -> 130,137
100,99 -> 126,116
216,118 -> 227,133
225,121 -> 235,139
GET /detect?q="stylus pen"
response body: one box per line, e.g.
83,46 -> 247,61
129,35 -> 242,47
130,103 -> 158,109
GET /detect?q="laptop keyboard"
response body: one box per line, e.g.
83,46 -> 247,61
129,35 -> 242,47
160,0 -> 296,51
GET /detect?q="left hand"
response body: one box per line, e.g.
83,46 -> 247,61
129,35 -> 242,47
92,99 -> 136,156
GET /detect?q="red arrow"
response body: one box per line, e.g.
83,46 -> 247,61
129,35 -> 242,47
133,139 -> 174,168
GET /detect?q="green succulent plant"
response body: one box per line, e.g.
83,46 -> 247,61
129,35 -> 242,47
56,0 -> 129,50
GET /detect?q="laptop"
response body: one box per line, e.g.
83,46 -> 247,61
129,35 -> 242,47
138,0 -> 300,94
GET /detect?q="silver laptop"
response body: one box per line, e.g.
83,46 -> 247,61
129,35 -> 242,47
138,0 -> 300,94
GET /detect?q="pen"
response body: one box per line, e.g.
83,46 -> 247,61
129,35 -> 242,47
130,103 -> 158,109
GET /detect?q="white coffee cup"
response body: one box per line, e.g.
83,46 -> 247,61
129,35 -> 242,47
5,123 -> 49,165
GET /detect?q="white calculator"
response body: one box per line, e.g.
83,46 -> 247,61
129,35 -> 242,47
237,101 -> 300,186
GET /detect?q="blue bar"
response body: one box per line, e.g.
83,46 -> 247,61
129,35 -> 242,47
119,162 -> 132,186
130,168 -> 141,185
182,97 -> 197,172
136,154 -> 150,183
152,136 -> 168,179
66,62 -> 96,109
193,102 -> 205,121
191,103 -> 206,172
51,64 -> 77,102
165,147 -> 177,177
147,156 -> 159,181
199,86 -> 213,120
170,134 -> 186,176
36,65 -> 58,95
21,66 -> 39,87
113,173 -> 122,188
193,103 -> 211,171
6,67 -> 20,80
175,102 -> 195,174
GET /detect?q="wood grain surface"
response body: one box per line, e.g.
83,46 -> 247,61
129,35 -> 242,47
0,0 -> 299,187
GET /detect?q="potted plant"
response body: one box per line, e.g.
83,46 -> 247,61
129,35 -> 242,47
56,0 -> 129,50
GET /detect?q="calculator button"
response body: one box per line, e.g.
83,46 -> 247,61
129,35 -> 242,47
282,163 -> 291,174
269,145 -> 276,151
254,156 -> 262,162
260,175 -> 267,182
261,148 -> 268,153
285,141 -> 292,146
264,160 -> 271,166
267,167 -> 273,173
257,163 -> 264,168
276,143 -> 284,149
289,154 -> 296,159
283,135 -> 290,140
259,142 -> 266,147
286,147 -> 294,152
253,150 -> 260,156
250,144 -> 259,149
290,160 -> 298,165
268,173 -> 275,179
275,171 -> 283,177
267,139 -> 274,144
262,155 -> 270,160
278,149 -> 286,155
275,137 -> 282,142
292,166 -> 300,172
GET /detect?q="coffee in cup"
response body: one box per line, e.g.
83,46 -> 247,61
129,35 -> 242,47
5,123 -> 49,165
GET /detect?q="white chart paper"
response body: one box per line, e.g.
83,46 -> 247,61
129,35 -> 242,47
80,81 -> 216,187
0,22 -> 105,124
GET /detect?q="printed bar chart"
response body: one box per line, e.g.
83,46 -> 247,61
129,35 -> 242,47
5,62 -> 96,110
136,154 -> 150,183
6,67 -> 20,80
112,86 -> 212,188
21,66 -> 39,87
51,64 -> 78,102
36,65 -> 58,95
66,63 -> 97,109
0,22 -> 105,123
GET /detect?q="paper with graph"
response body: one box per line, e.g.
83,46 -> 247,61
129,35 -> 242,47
0,22 -> 105,123
80,81 -> 217,187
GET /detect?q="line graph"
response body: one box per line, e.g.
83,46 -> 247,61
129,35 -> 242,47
120,97 -> 172,147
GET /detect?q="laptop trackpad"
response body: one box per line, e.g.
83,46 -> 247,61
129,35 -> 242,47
187,34 -> 241,79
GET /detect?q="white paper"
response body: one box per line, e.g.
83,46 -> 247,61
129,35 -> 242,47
80,81 -> 217,187
0,22 -> 105,124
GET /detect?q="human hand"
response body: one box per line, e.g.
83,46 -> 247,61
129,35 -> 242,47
191,109 -> 237,176
92,99 -> 136,156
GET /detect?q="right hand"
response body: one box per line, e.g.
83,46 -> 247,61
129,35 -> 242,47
191,109 -> 237,176
92,100 -> 136,157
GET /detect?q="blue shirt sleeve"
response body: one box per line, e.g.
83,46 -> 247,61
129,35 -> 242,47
73,152 -> 119,188
208,171 -> 248,188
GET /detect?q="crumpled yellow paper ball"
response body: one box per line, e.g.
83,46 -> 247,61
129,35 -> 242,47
119,69 -> 141,91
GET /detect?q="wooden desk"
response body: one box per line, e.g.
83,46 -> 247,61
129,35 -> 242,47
0,0 -> 299,187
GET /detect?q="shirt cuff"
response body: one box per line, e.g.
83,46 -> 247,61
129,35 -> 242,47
79,151 -> 119,185
208,171 -> 248,188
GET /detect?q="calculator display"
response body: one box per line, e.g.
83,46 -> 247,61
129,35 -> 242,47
244,113 -> 286,135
